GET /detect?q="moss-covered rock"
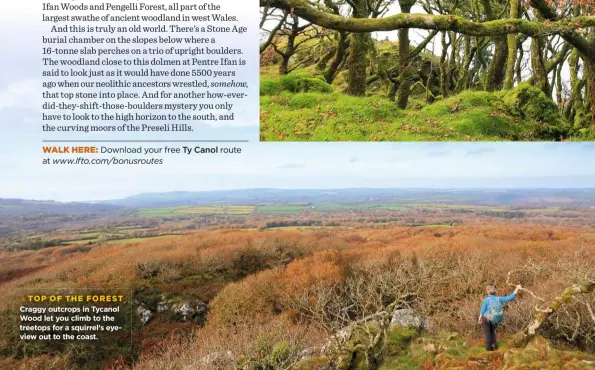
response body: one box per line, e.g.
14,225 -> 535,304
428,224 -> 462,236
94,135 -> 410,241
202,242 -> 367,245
300,329 -> 595,370
261,77 -> 579,141
419,91 -> 526,139
330,323 -> 382,370
502,336 -> 595,369
261,73 -> 333,95
501,83 -> 558,123
294,356 -> 332,370
384,328 -> 419,356
500,83 -> 571,138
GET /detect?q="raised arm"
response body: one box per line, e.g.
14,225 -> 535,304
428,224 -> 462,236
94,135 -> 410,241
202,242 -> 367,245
500,285 -> 522,302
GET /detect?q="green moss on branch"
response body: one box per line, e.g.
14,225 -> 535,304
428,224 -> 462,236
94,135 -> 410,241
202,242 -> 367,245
261,0 -> 595,38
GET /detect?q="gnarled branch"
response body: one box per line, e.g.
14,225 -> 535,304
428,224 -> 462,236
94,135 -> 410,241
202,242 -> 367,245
260,0 -> 595,42
510,281 -> 595,348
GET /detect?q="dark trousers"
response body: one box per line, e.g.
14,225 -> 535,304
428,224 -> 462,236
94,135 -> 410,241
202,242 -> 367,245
481,317 -> 497,351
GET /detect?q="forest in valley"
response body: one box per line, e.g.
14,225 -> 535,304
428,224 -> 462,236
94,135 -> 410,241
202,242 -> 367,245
259,0 -> 595,141
0,199 -> 594,369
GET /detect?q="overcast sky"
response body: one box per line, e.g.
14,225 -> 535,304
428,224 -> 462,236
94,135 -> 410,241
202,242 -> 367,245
1,141 -> 594,201
1,1 -> 594,202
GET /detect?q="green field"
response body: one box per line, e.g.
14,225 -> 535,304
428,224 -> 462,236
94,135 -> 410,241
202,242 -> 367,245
310,202 -> 362,210
76,232 -> 102,237
310,202 -> 500,212
255,205 -> 308,213
67,238 -> 101,245
133,203 -> 561,218
137,205 -> 255,217
64,232 -> 125,245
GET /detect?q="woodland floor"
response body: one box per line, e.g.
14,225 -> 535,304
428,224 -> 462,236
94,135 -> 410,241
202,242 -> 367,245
260,67 -> 585,142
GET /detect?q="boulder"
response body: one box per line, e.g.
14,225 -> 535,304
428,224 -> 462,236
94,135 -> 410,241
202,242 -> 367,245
156,301 -> 171,313
171,301 -> 208,324
389,308 -> 427,331
136,306 -> 154,325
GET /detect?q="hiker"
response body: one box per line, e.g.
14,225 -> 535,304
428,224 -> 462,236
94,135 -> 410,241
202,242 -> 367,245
478,284 -> 522,351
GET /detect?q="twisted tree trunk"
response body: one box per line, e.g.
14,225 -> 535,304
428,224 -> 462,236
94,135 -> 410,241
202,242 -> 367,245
346,2 -> 369,96
395,0 -> 415,108
481,0 -> 507,91
531,36 -> 549,95
503,0 -> 519,89
510,281 -> 595,348
324,31 -> 348,84
585,57 -> 595,125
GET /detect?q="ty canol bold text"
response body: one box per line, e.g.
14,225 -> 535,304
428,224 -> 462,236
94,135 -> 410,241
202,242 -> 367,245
183,146 -> 242,154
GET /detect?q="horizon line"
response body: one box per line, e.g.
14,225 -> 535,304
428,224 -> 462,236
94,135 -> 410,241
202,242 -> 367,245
3,186 -> 595,204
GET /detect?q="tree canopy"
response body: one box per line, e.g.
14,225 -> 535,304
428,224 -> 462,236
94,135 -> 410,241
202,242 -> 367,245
260,0 -> 595,133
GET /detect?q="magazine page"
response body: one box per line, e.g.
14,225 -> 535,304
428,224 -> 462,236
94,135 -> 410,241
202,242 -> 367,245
1,1 -> 594,369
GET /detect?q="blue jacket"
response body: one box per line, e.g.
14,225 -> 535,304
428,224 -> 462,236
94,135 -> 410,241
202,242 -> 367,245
480,292 -> 517,315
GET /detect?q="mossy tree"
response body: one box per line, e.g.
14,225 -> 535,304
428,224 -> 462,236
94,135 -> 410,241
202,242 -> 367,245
394,0 -> 416,108
503,0 -> 520,89
342,0 -> 399,96
260,7 -> 289,54
270,15 -> 320,75
481,0 -> 508,91
321,1 -> 351,84
260,0 -> 595,128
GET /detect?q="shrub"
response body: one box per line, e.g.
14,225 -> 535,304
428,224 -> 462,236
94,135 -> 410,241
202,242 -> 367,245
135,260 -> 162,279
208,268 -> 284,328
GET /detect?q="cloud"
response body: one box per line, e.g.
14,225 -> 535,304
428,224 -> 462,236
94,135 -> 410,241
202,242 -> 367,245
465,147 -> 497,156
277,163 -> 305,169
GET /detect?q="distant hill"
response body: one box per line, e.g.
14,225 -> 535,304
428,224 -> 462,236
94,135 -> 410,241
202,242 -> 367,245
0,199 -> 128,237
4,188 -> 595,213
0,198 -> 124,216
100,188 -> 595,208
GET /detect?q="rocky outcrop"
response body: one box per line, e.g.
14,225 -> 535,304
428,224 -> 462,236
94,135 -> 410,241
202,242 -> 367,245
136,299 -> 208,326
136,306 -> 154,325
294,307 -> 427,370
389,308 -> 428,331
158,300 -> 209,324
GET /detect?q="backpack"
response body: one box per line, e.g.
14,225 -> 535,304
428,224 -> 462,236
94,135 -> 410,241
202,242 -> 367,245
484,296 -> 504,324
